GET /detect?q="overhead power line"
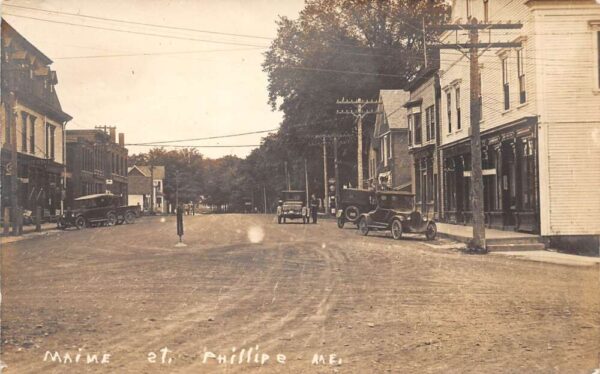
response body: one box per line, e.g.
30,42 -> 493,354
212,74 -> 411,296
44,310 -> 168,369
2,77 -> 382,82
132,144 -> 261,148
126,128 -> 278,146
3,13 -> 270,48
3,3 -> 273,40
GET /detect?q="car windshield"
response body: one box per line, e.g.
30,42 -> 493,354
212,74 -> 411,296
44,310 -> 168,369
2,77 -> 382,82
282,192 -> 303,201
378,194 -> 414,210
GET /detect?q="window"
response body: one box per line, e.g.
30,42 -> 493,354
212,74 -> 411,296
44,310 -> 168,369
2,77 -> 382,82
408,116 -> 413,146
517,49 -> 526,103
382,135 -> 389,166
49,126 -> 55,160
21,112 -> 28,152
446,91 -> 452,133
387,133 -> 392,159
502,56 -> 510,110
455,87 -> 461,130
29,116 -> 35,154
414,113 -> 422,144
597,31 -> 600,89
483,0 -> 489,23
425,106 -> 435,141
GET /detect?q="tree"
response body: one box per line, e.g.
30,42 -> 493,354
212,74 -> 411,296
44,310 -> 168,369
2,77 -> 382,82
259,0 -> 449,196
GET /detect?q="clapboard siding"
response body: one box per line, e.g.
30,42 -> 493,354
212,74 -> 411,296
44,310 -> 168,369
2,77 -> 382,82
544,121 -> 600,235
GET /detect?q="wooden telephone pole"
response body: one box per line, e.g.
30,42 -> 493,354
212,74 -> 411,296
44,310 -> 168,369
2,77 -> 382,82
336,98 -> 379,189
322,137 -> 328,213
434,18 -> 522,252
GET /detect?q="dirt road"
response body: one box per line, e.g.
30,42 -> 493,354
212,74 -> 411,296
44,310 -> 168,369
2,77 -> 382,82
1,214 -> 599,373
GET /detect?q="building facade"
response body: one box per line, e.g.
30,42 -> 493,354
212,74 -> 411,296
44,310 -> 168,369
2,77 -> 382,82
367,90 -> 412,191
438,0 -> 600,238
406,67 -> 442,219
1,20 -> 72,216
127,165 -> 165,213
65,127 -> 128,207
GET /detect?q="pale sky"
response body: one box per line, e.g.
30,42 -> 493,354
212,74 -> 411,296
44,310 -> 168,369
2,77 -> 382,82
1,0 -> 305,158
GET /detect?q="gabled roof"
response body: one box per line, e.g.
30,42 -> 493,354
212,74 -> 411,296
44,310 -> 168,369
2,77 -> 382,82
373,90 -> 409,138
128,165 -> 165,179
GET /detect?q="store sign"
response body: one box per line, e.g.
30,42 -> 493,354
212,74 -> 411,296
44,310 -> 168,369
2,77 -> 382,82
463,169 -> 496,177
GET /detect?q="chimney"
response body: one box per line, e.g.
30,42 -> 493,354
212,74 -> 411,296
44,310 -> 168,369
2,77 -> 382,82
118,133 -> 125,146
109,127 -> 116,143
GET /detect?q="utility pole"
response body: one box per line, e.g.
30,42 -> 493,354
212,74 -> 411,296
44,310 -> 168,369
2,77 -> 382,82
8,93 -> 19,235
322,137 -> 328,213
175,170 -> 180,209
433,18 -> 522,252
336,98 -> 379,189
333,136 -> 340,212
263,186 -> 267,214
304,158 -> 309,204
284,161 -> 290,190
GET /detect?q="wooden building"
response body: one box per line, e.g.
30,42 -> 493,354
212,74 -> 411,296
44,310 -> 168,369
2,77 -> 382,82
0,20 -> 72,216
437,0 -> 600,240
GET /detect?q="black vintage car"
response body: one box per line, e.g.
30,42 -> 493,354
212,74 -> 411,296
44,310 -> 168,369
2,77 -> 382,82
276,190 -> 309,224
57,194 -> 140,229
336,188 -> 376,228
357,191 -> 437,240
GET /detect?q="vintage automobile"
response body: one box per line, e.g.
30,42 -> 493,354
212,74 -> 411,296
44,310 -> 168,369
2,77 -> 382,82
336,188 -> 376,229
357,191 -> 437,240
57,193 -> 140,229
276,190 -> 309,224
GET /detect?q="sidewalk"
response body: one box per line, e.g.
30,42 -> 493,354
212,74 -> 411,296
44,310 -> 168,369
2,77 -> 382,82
0,223 -> 58,245
436,222 -> 540,242
489,250 -> 600,267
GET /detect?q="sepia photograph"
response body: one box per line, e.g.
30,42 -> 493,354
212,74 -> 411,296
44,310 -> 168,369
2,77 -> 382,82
0,0 -> 599,372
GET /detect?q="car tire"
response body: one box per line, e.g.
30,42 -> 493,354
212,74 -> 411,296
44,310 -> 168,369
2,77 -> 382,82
337,217 -> 345,229
358,217 -> 369,236
345,205 -> 360,222
391,219 -> 403,240
125,211 -> 136,224
106,212 -> 117,226
75,216 -> 86,230
425,222 -> 437,240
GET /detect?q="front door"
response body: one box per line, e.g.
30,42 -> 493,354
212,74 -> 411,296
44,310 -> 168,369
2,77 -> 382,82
501,142 -> 516,227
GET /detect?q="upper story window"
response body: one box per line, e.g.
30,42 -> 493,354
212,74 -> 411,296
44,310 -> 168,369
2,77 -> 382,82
414,113 -> 422,144
407,115 -> 413,146
446,91 -> 452,133
517,48 -> 526,104
425,105 -> 435,142
45,123 -> 55,160
21,112 -> 28,153
502,56 -> 510,110
483,0 -> 489,23
455,87 -> 462,130
29,116 -> 36,154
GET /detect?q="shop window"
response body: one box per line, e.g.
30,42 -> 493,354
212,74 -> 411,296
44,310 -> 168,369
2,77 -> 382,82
517,49 -> 526,104
502,56 -> 510,110
519,139 -> 535,210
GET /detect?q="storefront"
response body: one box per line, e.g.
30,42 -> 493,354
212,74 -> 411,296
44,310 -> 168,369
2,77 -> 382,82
412,144 -> 437,218
441,117 -> 539,233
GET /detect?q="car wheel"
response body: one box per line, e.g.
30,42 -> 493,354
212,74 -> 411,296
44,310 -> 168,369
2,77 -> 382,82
425,222 -> 437,240
391,219 -> 403,240
337,217 -> 345,229
74,216 -> 86,230
358,217 -> 369,236
106,212 -> 117,226
125,211 -> 136,224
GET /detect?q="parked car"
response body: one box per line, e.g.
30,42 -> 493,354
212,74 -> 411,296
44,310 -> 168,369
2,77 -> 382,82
357,191 -> 437,240
276,190 -> 309,224
335,188 -> 376,228
57,193 -> 140,229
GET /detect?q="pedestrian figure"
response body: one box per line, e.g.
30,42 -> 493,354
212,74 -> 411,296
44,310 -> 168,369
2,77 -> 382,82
310,193 -> 319,224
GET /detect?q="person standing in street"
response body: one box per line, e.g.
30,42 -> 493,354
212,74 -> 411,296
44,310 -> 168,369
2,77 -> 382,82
310,194 -> 319,224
